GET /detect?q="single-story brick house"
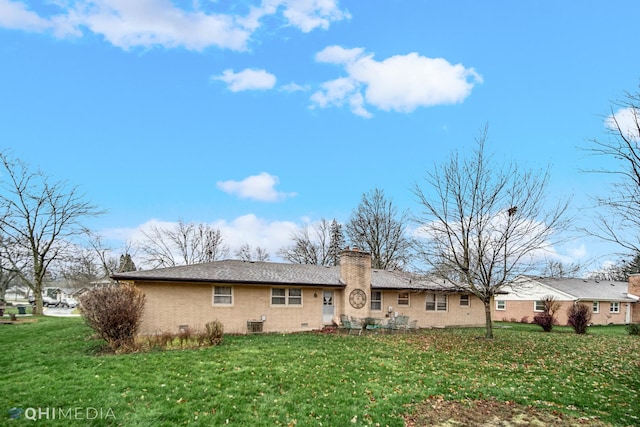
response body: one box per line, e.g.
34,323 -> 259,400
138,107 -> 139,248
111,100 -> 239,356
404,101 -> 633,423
111,249 -> 486,335
492,275 -> 640,325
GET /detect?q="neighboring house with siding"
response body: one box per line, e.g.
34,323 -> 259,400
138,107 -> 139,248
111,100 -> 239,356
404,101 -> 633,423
111,249 -> 486,335
493,275 -> 640,325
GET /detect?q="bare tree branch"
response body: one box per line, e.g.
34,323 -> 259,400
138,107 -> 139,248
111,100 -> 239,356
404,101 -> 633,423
0,151 -> 103,314
413,127 -> 571,338
346,188 -> 412,270
138,219 -> 228,268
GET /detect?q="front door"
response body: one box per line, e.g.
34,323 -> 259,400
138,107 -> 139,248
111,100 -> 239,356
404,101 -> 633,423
322,291 -> 334,324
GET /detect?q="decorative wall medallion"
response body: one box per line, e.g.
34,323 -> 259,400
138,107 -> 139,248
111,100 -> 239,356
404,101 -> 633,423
349,289 -> 367,309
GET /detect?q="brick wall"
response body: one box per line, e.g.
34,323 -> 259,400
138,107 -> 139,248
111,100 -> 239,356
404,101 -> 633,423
137,281 -> 326,335
492,299 -> 630,325
340,249 -> 372,319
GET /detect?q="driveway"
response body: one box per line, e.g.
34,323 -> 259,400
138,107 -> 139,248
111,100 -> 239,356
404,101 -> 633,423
43,307 -> 81,317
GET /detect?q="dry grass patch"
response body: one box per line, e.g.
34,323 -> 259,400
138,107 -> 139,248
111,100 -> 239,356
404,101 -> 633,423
404,396 -> 611,427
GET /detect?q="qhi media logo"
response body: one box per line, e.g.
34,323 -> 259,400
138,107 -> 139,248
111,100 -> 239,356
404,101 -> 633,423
8,407 -> 116,421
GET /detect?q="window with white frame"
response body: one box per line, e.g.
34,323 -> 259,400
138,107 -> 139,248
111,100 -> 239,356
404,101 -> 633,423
610,301 -> 620,313
459,295 -> 470,307
213,286 -> 233,305
371,291 -> 382,311
534,300 -> 545,312
592,301 -> 600,313
398,292 -> 410,306
496,300 -> 506,310
426,293 -> 447,312
271,288 -> 302,306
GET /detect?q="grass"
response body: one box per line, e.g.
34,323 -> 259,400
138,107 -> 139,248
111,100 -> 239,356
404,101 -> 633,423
1,318 -> 639,426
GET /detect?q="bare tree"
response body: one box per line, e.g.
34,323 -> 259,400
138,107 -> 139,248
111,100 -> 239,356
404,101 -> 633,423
587,251 -> 640,281
413,128 -> 570,339
235,243 -> 270,262
346,188 -> 412,270
138,219 -> 228,268
583,88 -> 640,255
0,151 -> 102,314
541,260 -> 581,278
0,235 -> 19,301
278,218 -> 338,265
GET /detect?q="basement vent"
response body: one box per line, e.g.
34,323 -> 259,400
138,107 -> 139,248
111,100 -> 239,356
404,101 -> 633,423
247,320 -> 264,334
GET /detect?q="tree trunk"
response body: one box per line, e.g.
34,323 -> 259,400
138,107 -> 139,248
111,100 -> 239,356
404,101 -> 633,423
33,278 -> 43,316
484,300 -> 494,339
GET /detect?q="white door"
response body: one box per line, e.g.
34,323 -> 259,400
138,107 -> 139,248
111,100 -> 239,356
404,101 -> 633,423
322,291 -> 334,324
625,302 -> 631,324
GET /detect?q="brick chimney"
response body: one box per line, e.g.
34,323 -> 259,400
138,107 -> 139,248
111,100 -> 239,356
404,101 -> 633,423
340,249 -> 372,318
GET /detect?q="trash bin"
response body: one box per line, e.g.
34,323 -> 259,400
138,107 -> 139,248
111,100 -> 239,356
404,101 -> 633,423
17,305 -> 26,315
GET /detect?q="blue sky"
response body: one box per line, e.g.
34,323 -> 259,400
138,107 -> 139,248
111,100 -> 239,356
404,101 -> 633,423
1,0 -> 639,272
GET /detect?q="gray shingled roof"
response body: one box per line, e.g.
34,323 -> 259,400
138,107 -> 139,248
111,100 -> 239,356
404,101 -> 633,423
112,260 -> 461,291
112,260 -> 343,287
527,276 -> 637,302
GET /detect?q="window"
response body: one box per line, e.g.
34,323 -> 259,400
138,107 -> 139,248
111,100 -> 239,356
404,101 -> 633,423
371,291 -> 382,311
398,292 -> 410,306
610,302 -> 620,313
459,295 -> 470,307
213,286 -> 232,305
496,300 -> 506,311
426,293 -> 447,312
271,288 -> 302,306
534,300 -> 545,312
592,301 -> 600,313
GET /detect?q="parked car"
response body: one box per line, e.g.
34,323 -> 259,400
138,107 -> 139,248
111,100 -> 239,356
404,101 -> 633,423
60,297 -> 78,308
28,295 -> 61,308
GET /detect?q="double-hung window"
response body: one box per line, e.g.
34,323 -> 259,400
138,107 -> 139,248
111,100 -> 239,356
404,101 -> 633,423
426,293 -> 447,312
271,288 -> 302,306
459,295 -> 470,307
213,286 -> 233,305
496,300 -> 506,310
610,302 -> 620,313
398,292 -> 410,306
534,300 -> 545,312
592,301 -> 600,313
371,291 -> 382,311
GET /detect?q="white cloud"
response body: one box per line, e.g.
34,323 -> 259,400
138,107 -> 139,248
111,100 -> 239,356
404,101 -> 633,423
214,214 -> 298,255
212,68 -> 277,92
282,0 -> 351,33
606,107 -> 640,142
311,45 -> 483,117
0,0 -> 50,31
281,82 -> 310,93
0,0 -> 350,51
0,0 -> 77,36
216,172 -> 296,202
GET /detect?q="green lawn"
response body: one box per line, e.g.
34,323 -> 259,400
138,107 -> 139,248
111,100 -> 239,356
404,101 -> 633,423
1,318 -> 638,426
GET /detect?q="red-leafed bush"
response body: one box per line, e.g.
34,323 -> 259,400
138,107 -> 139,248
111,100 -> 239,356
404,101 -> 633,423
533,295 -> 561,332
79,284 -> 145,353
567,303 -> 592,334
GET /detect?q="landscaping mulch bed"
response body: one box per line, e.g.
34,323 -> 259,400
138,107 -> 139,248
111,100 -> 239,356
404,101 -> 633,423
403,396 -> 610,427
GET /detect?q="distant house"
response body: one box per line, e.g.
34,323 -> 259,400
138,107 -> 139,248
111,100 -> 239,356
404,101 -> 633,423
493,275 -> 640,325
111,249 -> 487,335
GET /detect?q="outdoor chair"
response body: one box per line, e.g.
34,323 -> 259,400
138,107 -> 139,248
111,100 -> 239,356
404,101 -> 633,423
346,317 -> 363,335
391,315 -> 409,333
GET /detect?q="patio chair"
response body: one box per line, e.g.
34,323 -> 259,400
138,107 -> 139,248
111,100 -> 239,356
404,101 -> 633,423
391,315 -> 409,333
346,317 -> 364,335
